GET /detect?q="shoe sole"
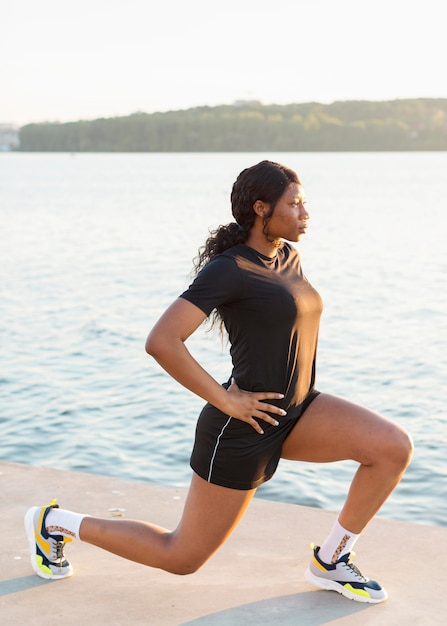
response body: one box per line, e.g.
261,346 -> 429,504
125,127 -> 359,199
304,568 -> 388,604
24,507 -> 73,580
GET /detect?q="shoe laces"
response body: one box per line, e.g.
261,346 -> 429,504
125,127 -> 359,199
344,556 -> 367,582
52,539 -> 67,566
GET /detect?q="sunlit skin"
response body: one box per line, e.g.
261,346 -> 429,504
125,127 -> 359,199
79,183 -> 413,574
244,183 -> 309,257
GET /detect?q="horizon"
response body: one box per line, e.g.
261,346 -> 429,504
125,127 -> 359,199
3,95 -> 447,129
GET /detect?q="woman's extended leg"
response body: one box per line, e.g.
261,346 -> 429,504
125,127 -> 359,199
26,473 -> 256,579
80,472 -> 255,575
281,393 -> 413,532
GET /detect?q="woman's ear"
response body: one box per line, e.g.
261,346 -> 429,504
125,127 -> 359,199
253,200 -> 268,217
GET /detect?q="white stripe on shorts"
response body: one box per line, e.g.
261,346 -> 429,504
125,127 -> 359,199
207,416 -> 232,483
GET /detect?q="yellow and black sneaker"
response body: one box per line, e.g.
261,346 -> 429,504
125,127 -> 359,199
305,543 -> 387,603
24,499 -> 73,580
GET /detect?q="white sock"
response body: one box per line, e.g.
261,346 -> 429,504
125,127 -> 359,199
45,507 -> 87,540
317,519 -> 360,564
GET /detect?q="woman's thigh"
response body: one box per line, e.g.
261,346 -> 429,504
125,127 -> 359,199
281,393 -> 411,465
169,472 -> 256,572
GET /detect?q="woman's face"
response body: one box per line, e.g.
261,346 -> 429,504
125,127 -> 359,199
264,182 -> 309,242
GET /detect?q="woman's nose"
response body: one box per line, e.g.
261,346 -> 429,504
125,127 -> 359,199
300,204 -> 309,220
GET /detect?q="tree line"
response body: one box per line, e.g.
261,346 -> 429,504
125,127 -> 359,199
18,99 -> 447,152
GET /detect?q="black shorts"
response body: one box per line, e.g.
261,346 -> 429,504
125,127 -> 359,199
190,391 -> 320,490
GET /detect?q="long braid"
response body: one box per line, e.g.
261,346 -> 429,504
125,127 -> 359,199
194,222 -> 248,274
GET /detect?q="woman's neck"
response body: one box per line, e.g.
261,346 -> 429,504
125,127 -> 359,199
244,230 -> 281,258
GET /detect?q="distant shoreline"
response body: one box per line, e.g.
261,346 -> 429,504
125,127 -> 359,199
9,98 -> 447,152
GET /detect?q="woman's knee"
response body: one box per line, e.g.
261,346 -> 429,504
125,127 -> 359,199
157,532 -> 211,575
385,424 -> 414,470
165,555 -> 207,576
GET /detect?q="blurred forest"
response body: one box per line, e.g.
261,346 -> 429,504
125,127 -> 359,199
18,99 -> 447,151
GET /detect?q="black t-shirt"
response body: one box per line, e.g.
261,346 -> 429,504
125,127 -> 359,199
180,243 -> 323,419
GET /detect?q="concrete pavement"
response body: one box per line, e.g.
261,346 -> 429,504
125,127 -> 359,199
0,461 -> 444,625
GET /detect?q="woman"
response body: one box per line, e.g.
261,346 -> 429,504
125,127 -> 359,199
25,160 -> 413,604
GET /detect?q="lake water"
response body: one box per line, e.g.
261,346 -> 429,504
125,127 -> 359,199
1,151 -> 446,527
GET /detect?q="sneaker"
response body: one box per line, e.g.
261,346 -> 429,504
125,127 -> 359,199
24,499 -> 73,580
304,544 -> 388,603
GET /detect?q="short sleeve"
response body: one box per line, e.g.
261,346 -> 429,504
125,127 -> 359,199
179,255 -> 243,316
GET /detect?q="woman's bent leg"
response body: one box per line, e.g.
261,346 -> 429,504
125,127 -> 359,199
282,393 -> 412,603
80,473 -> 256,574
281,393 -> 413,533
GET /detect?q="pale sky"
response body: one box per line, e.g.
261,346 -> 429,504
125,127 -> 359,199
2,0 -> 446,126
